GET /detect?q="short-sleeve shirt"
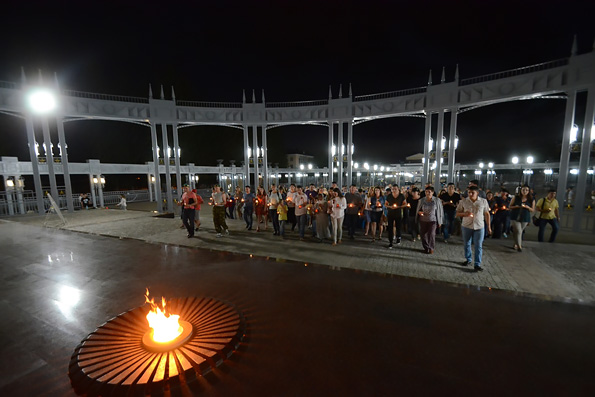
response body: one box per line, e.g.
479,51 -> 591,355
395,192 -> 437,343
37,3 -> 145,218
457,197 -> 490,230
439,192 -> 461,214
536,197 -> 559,220
385,193 -> 405,216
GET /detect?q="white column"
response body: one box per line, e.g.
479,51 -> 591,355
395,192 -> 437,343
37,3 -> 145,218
41,117 -> 60,203
422,111 -> 432,187
147,173 -> 154,202
56,117 -> 74,212
24,114 -> 45,214
338,121 -> 344,188
161,124 -> 174,212
252,125 -> 259,188
573,85 -> 595,231
447,108 -> 458,183
262,124 -> 268,189
556,90 -> 576,205
347,120 -> 353,186
173,123 -> 182,192
89,174 -> 97,208
150,124 -> 163,212
328,121 -> 334,184
434,109 -> 444,188
243,124 -> 250,188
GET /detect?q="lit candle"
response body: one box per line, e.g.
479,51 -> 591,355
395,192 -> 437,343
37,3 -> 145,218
349,203 -> 354,207
407,203 -> 411,208
502,206 -> 506,210
241,198 -> 245,203
393,204 -> 397,208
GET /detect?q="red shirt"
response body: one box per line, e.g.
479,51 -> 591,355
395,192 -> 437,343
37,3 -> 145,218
182,192 -> 197,209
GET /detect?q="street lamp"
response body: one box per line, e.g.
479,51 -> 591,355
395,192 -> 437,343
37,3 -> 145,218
27,88 -> 57,114
526,155 -> 534,164
511,156 -> 519,165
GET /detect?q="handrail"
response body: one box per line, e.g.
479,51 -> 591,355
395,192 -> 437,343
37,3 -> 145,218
459,58 -> 569,86
62,90 -> 149,104
0,80 -> 19,89
266,99 -> 329,108
353,86 -> 427,102
176,100 -> 242,108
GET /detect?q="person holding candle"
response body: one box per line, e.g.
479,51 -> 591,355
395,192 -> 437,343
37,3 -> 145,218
385,185 -> 406,249
367,187 -> 386,242
286,184 -> 297,232
329,187 -> 347,245
344,184 -> 363,240
254,186 -> 268,232
294,185 -> 309,240
277,199 -> 288,239
509,185 -> 535,252
536,189 -> 560,243
492,188 -> 511,238
211,185 -> 230,237
439,183 -> 460,244
416,186 -> 444,254
407,187 -> 421,241
234,186 -> 244,219
242,186 -> 255,230
314,188 -> 330,242
268,184 -> 282,236
457,185 -> 491,270
178,184 -> 198,238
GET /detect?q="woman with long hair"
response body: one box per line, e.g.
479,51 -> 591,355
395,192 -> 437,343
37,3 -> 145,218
329,187 -> 347,245
367,187 -> 385,242
255,185 -> 268,232
314,188 -> 330,242
364,187 -> 375,236
509,184 -> 535,252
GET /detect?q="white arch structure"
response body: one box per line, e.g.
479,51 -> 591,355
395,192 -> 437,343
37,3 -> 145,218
1,40 -> 594,230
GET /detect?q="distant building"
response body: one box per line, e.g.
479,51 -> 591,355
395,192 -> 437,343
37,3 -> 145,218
286,153 -> 315,169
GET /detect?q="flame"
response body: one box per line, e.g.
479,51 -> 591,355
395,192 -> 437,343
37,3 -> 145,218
145,289 -> 183,343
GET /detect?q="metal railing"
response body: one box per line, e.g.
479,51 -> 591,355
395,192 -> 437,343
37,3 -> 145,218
0,80 -> 18,90
353,86 -> 427,102
176,100 -> 243,108
265,99 -> 329,108
459,58 -> 569,86
62,90 -> 149,104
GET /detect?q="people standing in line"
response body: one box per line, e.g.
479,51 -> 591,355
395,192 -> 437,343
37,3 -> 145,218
225,193 -> 235,219
286,184 -> 297,232
254,186 -> 268,232
462,179 -> 487,199
116,194 -> 127,210
314,189 -> 330,242
234,186 -> 244,219
294,185 -> 309,241
193,189 -> 203,232
457,185 -> 492,271
242,186 -> 255,230
211,185 -> 230,237
329,188 -> 347,246
439,183 -> 460,243
277,199 -> 288,239
344,184 -> 363,240
385,185 -> 406,249
178,185 -> 197,238
367,187 -> 385,242
268,184 -> 282,236
485,191 -> 496,238
536,189 -> 560,243
492,188 -> 511,238
407,187 -> 421,241
509,185 -> 535,252
416,186 -> 444,254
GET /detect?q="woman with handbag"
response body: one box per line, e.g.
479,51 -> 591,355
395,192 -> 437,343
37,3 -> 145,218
509,185 -> 535,252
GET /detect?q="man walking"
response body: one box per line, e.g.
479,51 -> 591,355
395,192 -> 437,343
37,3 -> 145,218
457,185 -> 491,271
344,184 -> 363,239
439,183 -> 460,243
536,189 -> 560,243
385,185 -> 406,249
178,185 -> 197,238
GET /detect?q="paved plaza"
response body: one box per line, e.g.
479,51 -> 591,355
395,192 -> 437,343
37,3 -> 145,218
1,205 -> 594,395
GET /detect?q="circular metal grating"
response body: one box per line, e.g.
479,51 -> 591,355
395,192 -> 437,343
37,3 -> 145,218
68,297 -> 245,396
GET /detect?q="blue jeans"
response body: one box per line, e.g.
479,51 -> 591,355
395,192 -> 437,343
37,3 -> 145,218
443,211 -> 456,240
297,214 -> 307,238
538,218 -> 559,242
244,207 -> 253,229
462,226 -> 485,267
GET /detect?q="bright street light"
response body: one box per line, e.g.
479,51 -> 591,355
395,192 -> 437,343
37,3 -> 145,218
27,89 -> 57,114
526,155 -> 534,164
511,156 -> 519,165
354,162 -> 359,169
478,162 -> 484,169
488,162 -> 494,168
364,163 -> 370,170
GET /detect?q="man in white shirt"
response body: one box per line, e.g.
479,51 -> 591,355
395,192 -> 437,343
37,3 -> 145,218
456,185 -> 492,271
293,185 -> 309,240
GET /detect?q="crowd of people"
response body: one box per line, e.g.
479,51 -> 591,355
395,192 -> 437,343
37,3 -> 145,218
177,179 -> 561,272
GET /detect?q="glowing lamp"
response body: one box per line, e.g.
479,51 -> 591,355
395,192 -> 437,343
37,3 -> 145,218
27,89 -> 57,114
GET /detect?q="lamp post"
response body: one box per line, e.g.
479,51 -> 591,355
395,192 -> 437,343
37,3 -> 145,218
92,175 -> 106,208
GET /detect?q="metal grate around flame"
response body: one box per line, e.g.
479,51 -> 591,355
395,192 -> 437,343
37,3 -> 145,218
68,297 -> 245,396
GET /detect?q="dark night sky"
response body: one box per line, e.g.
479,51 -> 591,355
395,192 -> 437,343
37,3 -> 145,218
1,0 -> 594,170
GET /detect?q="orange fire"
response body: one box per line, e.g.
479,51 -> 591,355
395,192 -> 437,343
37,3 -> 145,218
145,289 -> 183,343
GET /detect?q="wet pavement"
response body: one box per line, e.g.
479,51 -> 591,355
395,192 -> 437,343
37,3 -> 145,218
1,209 -> 595,395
